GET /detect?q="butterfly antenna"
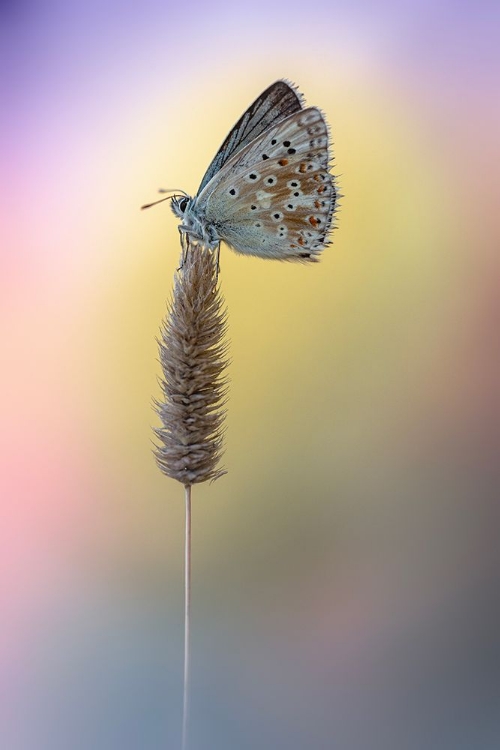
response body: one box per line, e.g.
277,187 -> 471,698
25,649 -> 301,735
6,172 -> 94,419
141,195 -> 174,210
141,188 -> 187,211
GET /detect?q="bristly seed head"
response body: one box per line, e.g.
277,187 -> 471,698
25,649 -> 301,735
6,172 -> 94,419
153,244 -> 228,485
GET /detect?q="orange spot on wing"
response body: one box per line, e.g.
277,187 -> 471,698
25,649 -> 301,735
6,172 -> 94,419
299,163 -> 307,173
298,236 -> 305,246
314,200 -> 321,209
309,216 -> 319,228
278,158 -> 288,166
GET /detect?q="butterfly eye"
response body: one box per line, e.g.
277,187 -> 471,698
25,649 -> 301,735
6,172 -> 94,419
179,197 -> 188,212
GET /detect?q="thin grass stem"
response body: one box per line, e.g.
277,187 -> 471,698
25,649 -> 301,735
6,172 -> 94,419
182,483 -> 192,750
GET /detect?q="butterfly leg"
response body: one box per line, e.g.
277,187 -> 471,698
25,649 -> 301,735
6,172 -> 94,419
177,230 -> 190,271
176,228 -> 184,271
215,242 -> 221,278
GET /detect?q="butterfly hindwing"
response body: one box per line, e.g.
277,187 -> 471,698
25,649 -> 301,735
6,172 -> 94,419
200,107 -> 336,261
197,80 -> 303,194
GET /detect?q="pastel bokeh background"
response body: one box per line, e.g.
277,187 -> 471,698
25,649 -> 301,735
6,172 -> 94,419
2,1 -> 500,748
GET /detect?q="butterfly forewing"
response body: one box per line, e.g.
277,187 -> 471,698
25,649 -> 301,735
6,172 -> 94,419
197,80 -> 303,193
200,107 -> 336,261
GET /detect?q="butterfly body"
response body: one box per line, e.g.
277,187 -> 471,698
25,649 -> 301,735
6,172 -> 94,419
172,195 -> 220,249
170,81 -> 337,262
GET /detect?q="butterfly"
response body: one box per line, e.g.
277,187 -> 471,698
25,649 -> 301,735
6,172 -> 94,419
143,80 -> 337,262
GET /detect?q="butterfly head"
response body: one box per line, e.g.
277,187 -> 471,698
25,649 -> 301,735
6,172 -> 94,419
171,194 -> 191,219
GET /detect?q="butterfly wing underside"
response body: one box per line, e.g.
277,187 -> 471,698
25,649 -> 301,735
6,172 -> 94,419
199,107 -> 336,261
197,80 -> 303,194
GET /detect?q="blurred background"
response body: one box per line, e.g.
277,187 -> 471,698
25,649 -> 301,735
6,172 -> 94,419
2,1 -> 500,748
